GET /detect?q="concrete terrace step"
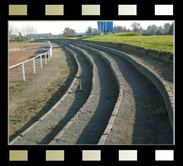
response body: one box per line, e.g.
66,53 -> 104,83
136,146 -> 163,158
71,42 -> 173,145
10,43 -> 92,145
77,41 -> 174,129
49,42 -> 118,144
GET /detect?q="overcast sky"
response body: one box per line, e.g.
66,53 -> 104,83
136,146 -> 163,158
9,20 -> 174,34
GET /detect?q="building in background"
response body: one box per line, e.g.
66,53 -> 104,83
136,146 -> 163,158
26,33 -> 52,39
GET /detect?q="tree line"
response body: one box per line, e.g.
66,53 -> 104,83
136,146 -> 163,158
74,22 -> 174,36
9,24 -> 38,39
62,27 -> 99,37
119,22 -> 173,35
9,22 -> 174,39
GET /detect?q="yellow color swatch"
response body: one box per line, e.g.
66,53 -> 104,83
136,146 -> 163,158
82,150 -> 101,161
45,5 -> 64,15
9,150 -> 28,161
46,150 -> 64,161
118,5 -> 137,15
9,5 -> 27,15
82,5 -> 100,15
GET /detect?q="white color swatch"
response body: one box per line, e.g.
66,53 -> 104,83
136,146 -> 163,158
155,150 -> 174,161
155,5 -> 173,15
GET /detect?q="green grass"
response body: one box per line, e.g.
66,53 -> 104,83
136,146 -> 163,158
41,37 -> 69,39
108,32 -> 143,36
41,32 -> 174,54
81,35 -> 173,54
9,39 -> 31,43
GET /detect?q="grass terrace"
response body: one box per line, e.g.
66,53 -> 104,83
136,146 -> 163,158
42,32 -> 174,54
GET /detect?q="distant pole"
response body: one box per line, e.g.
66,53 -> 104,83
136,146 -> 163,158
105,22 -> 106,35
105,21 -> 106,35
100,22 -> 101,35
104,22 -> 105,35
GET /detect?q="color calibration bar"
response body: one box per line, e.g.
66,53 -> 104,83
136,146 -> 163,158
9,150 -> 174,161
8,4 -> 174,16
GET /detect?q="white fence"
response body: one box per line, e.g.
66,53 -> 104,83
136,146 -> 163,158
9,41 -> 52,81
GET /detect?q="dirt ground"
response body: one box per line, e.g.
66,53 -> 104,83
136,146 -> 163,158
9,43 -> 48,66
9,43 -> 49,94
9,49 -> 48,67
9,43 -> 47,51
9,43 -> 77,141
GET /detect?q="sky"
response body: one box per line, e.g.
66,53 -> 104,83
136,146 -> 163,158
9,20 -> 174,34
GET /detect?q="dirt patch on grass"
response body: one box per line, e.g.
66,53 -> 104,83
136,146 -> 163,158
9,43 -> 77,142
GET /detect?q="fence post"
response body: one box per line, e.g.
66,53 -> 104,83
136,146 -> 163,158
48,51 -> 50,61
45,53 -> 47,64
33,58 -> 36,73
22,63 -> 25,81
48,51 -> 49,61
40,55 -> 42,68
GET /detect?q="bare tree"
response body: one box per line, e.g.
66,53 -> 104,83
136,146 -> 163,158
114,26 -> 127,33
85,27 -> 93,36
158,26 -> 164,33
163,23 -> 171,33
9,24 -> 14,36
126,28 -> 131,32
93,28 -> 99,35
147,24 -> 159,35
19,32 -> 24,39
71,29 -> 76,36
21,26 -> 27,37
168,23 -> 173,35
22,25 -> 38,38
131,22 -> 142,33
9,24 -> 19,36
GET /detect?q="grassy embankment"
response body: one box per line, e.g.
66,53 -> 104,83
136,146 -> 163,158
46,32 -> 173,54
9,39 -> 31,43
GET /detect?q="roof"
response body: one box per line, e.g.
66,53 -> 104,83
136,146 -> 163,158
26,33 -> 52,36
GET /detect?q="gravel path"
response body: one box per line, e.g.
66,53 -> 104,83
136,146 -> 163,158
9,42 -> 77,141
11,43 -> 92,145
74,42 -> 173,144
9,43 -> 63,114
53,43 -> 118,144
